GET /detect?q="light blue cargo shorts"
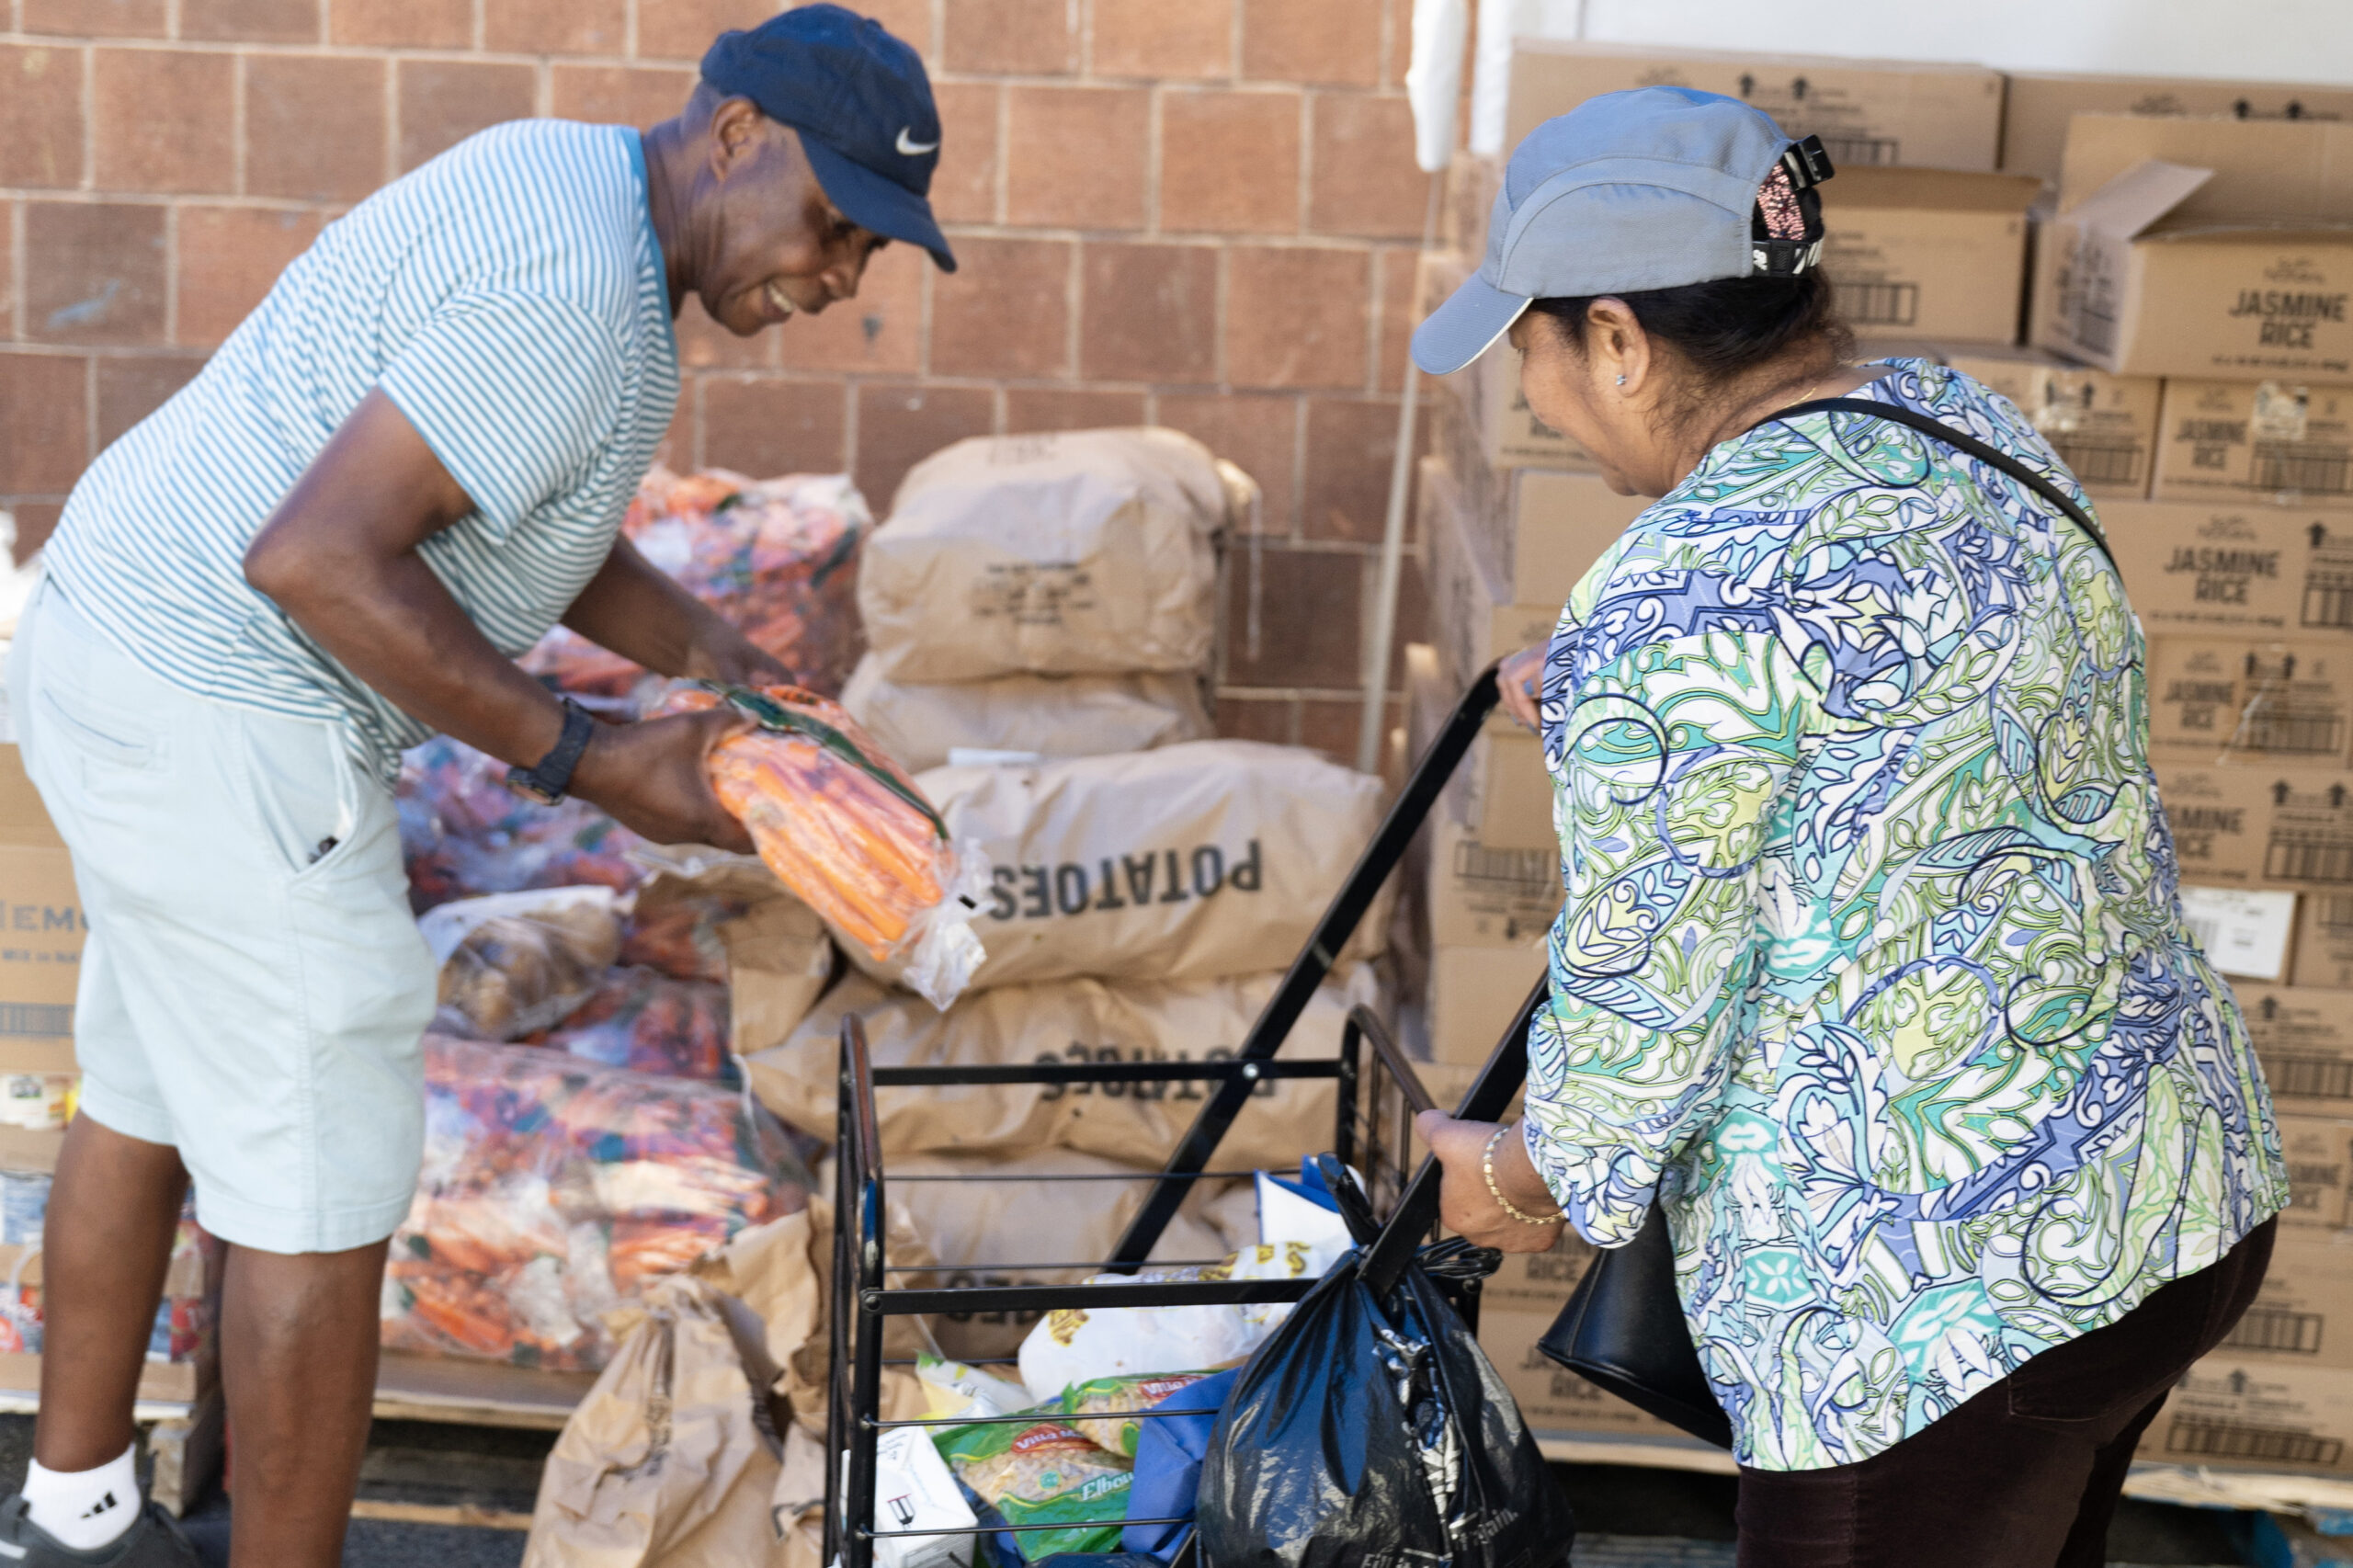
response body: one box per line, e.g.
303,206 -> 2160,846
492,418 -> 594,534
8,582 -> 436,1253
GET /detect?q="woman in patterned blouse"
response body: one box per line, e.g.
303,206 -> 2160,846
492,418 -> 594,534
1411,88 -> 2286,1568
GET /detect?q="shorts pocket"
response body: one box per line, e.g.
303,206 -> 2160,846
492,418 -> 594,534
36,682 -> 165,774
233,711 -> 362,881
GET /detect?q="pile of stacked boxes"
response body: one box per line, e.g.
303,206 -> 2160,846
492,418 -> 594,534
1409,39 -> 2353,1467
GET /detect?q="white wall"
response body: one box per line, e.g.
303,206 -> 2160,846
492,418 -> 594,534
1528,0 -> 2353,83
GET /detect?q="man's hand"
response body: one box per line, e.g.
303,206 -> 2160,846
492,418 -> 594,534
1414,1111 -> 1568,1254
571,707 -> 757,855
1498,645 -> 1543,732
563,536 -> 790,687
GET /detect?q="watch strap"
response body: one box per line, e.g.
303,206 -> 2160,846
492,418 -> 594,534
507,699 -> 598,804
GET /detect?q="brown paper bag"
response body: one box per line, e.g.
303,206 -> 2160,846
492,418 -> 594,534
748,965 -> 1382,1173
849,741 -> 1388,994
858,427 -> 1233,682
839,654 -> 1211,772
524,1275 -> 791,1568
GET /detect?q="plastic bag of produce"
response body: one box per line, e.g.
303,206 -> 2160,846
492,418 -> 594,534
859,428 -> 1240,684
934,1416 -> 1132,1564
851,742 -> 1385,995
520,465 -> 870,705
381,1036 -> 798,1370
620,871 -> 749,983
398,735 -> 648,914
422,887 -> 625,1041
747,966 -> 1382,1172
667,684 -> 988,1008
839,655 -> 1210,773
533,967 -> 731,1081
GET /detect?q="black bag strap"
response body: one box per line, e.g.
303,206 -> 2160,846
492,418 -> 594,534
1756,395 -> 2118,575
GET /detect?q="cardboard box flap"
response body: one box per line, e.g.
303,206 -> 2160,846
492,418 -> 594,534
2146,222 -> 2353,246
1823,166 -> 2041,213
2059,114 -> 2353,224
2066,158 -> 2216,241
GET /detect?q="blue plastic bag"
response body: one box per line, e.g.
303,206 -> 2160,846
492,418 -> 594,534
1120,1368 -> 1239,1562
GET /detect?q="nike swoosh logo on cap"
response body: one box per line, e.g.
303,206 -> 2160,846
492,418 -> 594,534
896,128 -> 938,155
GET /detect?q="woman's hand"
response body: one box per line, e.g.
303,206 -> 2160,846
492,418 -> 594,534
1497,645 -> 1543,732
1415,1111 -> 1568,1253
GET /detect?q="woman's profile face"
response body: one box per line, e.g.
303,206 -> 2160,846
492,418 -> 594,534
1508,310 -> 1669,498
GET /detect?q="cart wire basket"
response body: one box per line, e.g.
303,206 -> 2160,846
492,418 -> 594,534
823,665 -> 1543,1568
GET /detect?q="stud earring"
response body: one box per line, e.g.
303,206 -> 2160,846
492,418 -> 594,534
1615,374 -> 1628,387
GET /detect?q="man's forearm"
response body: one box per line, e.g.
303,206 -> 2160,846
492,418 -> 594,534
561,536 -> 765,680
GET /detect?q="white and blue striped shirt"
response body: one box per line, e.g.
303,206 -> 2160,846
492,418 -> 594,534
45,120 -> 680,781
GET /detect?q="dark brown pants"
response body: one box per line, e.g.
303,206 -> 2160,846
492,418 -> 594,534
1734,1217 -> 2276,1568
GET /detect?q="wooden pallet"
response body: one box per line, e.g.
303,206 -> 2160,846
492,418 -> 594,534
370,1352 -> 595,1430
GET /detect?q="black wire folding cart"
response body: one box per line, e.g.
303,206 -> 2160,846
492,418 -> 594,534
823,666 -> 1547,1568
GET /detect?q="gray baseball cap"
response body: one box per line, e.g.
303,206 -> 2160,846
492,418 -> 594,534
1413,86 -> 1833,375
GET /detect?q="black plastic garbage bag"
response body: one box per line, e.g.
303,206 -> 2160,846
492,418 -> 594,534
1197,1165 -> 1575,1568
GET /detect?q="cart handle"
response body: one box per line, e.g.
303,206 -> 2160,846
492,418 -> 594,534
1109,663 -> 1507,1267
1359,978 -> 1547,1299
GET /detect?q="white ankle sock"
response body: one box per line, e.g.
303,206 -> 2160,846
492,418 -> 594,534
23,1443 -> 139,1551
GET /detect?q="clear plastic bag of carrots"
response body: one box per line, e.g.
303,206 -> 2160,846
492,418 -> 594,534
664,684 -> 989,1009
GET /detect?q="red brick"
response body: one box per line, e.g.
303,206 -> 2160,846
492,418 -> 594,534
9,504 -> 66,563
330,0 -> 468,47
1092,0 -> 1230,80
182,0 -> 317,42
638,0 -> 782,62
1300,694 -> 1378,763
25,204 -> 166,347
0,355 -> 89,496
1160,91 -> 1299,235
1242,0 -> 1379,86
1309,93 -> 1422,239
1156,391 -> 1298,531
0,203 -> 16,334
1078,243 -> 1215,384
399,61 -> 537,173
1225,245 -> 1368,390
551,65 -> 698,128
22,0 -> 163,36
1213,692 -> 1296,744
95,354 -> 203,449
930,236 -> 1070,380
1220,544 -> 1360,687
780,240 -> 923,374
245,55 -> 386,203
93,51 -> 233,195
700,376 -> 847,476
484,0 -> 627,53
929,81 -> 999,226
176,206 -> 321,347
853,382 -> 995,514
1006,86 -> 1147,231
1004,387 -> 1145,433
674,293 -> 779,371
1374,244 -> 1420,387
943,0 -> 1073,74
1303,394 -> 1412,542
0,46 -> 85,190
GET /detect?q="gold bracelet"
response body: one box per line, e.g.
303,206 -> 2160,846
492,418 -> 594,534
1483,1124 -> 1563,1225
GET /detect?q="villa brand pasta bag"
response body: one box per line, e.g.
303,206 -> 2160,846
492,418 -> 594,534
858,428 -> 1240,683
839,655 -> 1211,772
746,965 -> 1382,1171
850,742 -> 1387,994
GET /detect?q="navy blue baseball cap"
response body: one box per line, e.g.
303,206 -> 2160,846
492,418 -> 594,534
701,6 -> 957,272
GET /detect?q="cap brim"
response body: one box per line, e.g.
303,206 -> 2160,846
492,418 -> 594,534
1412,272 -> 1529,375
801,139 -> 958,273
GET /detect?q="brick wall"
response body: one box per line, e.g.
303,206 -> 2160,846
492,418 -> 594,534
0,0 -> 1433,759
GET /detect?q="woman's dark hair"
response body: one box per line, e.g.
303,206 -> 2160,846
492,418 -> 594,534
1525,270 -> 1852,388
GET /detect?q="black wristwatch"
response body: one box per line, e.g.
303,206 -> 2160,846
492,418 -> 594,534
506,699 -> 598,806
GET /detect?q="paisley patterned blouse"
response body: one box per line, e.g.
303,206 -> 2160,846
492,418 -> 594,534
1522,358 -> 2290,1471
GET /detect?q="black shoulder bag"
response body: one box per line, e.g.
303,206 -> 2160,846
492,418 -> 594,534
1534,394 -> 2117,1450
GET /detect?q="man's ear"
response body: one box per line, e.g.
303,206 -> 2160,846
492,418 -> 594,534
707,97 -> 766,179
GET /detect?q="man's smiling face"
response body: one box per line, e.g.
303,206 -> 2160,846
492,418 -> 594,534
697,103 -> 888,336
